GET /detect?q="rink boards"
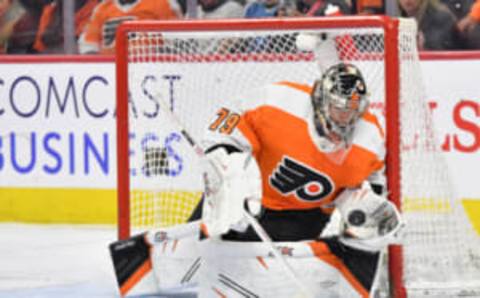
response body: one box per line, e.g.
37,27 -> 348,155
0,54 -> 478,234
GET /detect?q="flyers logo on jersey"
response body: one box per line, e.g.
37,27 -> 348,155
270,157 -> 334,202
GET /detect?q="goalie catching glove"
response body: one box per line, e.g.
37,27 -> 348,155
335,182 -> 404,252
202,147 -> 262,237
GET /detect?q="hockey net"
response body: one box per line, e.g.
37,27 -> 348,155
116,17 -> 480,297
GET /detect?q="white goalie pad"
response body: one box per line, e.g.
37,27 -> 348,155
199,240 -> 372,298
111,222 -> 202,297
120,222 -> 379,298
150,236 -> 201,292
119,221 -> 334,298
145,222 -> 202,294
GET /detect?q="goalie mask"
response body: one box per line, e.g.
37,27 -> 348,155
311,63 -> 369,149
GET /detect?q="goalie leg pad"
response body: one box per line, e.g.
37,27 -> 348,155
110,222 -> 202,297
150,235 -> 202,290
199,239 -> 376,298
109,233 -> 158,296
317,236 -> 381,296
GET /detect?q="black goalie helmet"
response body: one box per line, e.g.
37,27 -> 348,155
311,63 -> 369,147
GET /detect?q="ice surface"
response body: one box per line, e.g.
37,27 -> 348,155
0,223 -> 120,298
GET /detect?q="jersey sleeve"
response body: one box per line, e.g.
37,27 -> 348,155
78,2 -> 105,53
202,86 -> 269,157
202,106 -> 262,158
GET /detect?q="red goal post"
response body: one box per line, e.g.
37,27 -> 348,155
115,17 -> 480,297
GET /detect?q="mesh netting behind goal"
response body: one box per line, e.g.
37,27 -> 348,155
116,17 -> 480,297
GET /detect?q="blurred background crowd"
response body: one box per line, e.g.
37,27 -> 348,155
0,0 -> 478,55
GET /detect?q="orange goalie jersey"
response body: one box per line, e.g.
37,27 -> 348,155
79,0 -> 181,54
206,81 -> 385,213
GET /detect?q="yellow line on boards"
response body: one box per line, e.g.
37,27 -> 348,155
402,197 -> 480,236
462,199 -> 480,236
0,188 -> 117,224
1,188 -> 479,236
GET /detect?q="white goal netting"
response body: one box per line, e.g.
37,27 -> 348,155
116,17 -> 480,297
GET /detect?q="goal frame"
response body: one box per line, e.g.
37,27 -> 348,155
115,16 -> 405,297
